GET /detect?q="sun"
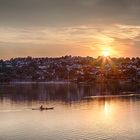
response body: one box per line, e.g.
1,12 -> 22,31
103,51 -> 109,57
102,48 -> 111,57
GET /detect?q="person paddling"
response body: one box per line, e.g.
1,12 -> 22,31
40,105 -> 43,110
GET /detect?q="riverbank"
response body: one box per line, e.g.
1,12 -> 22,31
0,79 -> 140,85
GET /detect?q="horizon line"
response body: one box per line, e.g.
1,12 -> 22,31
1,55 -> 140,61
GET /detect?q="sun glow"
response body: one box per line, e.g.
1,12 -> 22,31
95,35 -> 118,57
103,51 -> 109,57
102,48 -> 111,57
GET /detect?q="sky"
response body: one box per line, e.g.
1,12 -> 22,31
0,0 -> 140,59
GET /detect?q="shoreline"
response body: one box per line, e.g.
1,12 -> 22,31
0,81 -> 139,86
9,81 -> 72,84
0,80 -> 139,84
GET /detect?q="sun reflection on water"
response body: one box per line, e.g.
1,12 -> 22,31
99,100 -> 117,124
104,102 -> 110,115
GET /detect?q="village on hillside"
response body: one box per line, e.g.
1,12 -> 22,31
0,56 -> 140,83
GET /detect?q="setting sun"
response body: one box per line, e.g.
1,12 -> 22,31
103,51 -> 109,57
102,48 -> 111,57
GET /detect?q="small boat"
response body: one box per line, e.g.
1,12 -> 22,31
32,107 -> 54,110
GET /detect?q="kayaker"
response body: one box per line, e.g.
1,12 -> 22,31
40,105 -> 43,110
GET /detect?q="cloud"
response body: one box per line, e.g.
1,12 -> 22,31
0,0 -> 140,58
0,24 -> 140,59
0,24 -> 140,44
0,0 -> 140,27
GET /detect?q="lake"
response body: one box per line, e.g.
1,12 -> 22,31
0,83 -> 140,140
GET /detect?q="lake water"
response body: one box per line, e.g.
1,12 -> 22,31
0,83 -> 140,140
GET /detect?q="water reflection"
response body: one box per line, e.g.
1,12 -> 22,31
104,102 -> 110,114
0,83 -> 140,140
0,83 -> 139,103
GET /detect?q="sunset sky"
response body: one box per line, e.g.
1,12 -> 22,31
0,0 -> 140,59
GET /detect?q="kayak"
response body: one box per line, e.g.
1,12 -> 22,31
32,107 -> 54,110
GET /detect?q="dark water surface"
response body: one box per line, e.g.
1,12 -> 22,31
0,83 -> 140,140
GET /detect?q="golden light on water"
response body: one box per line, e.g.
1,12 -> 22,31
104,102 -> 110,114
99,101 -> 115,122
103,101 -> 115,120
101,101 -> 122,126
89,100 -> 117,124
